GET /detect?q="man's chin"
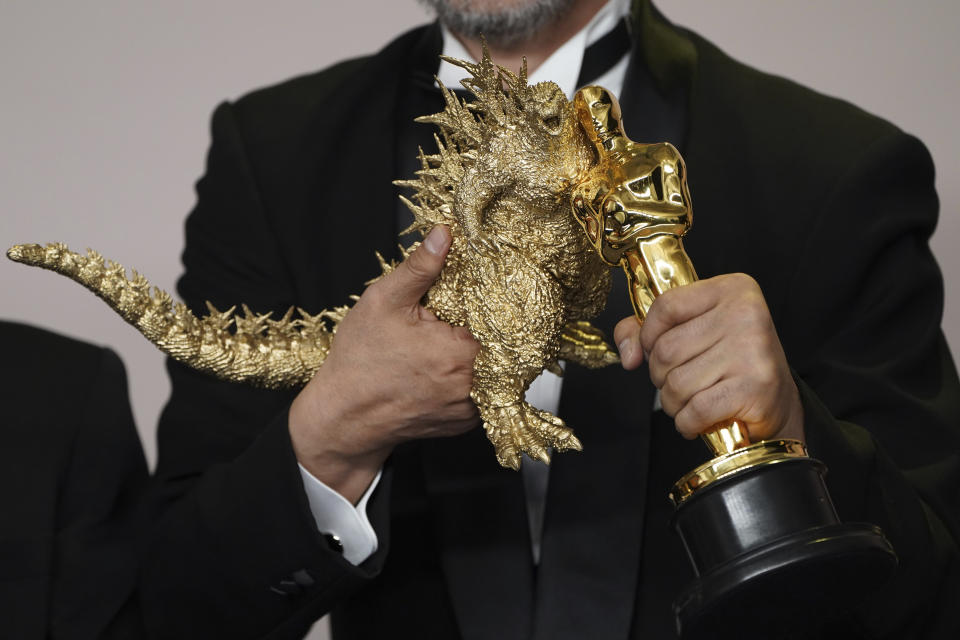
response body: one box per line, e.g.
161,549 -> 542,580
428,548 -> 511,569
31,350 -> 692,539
418,0 -> 578,47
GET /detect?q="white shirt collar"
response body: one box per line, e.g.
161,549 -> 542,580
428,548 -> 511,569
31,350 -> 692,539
437,0 -> 631,101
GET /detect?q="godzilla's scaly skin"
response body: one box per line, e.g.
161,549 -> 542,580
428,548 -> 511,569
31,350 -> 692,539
5,243 -> 347,390
396,49 -> 614,468
7,46 -> 618,470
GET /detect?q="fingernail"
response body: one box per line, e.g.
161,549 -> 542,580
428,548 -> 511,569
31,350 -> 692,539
423,226 -> 448,255
618,338 -> 634,361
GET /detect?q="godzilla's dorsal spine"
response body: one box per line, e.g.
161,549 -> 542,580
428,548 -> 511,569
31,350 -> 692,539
6,243 -> 337,389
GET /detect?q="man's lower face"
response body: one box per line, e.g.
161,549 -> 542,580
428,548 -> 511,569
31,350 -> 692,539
426,0 -> 570,10
418,0 -> 579,46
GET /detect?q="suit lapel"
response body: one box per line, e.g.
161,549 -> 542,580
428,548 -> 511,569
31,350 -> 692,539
298,29 -> 436,309
617,32 -> 688,152
531,268 -> 654,640
422,430 -> 536,640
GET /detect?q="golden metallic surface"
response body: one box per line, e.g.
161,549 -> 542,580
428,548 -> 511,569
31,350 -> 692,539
393,44 -> 618,469
559,320 -> 623,370
570,85 -> 815,505
5,243 -> 346,389
701,420 -> 751,457
667,439 -> 809,506
7,46 -> 620,470
571,86 -> 750,458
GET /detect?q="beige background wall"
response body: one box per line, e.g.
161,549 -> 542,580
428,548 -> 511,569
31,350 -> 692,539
2,3 -> 957,635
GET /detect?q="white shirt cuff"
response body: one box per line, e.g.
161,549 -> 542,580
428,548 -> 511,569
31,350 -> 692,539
297,463 -> 382,565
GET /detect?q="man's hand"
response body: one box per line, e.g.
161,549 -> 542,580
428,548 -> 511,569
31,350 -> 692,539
614,273 -> 804,444
290,225 -> 480,503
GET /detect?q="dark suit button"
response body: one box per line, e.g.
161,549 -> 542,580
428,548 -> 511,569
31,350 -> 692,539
323,533 -> 343,554
269,579 -> 303,597
292,569 -> 315,587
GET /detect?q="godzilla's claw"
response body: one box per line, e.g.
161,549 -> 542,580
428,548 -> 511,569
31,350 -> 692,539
496,445 -> 522,471
559,320 -> 620,369
481,402 -> 580,470
531,446 -> 552,465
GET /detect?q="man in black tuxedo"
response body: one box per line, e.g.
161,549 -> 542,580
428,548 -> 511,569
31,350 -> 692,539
141,1 -> 960,638
0,321 -> 147,639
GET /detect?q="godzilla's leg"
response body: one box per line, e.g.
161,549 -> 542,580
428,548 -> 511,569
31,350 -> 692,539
467,260 -> 580,470
476,390 -> 583,469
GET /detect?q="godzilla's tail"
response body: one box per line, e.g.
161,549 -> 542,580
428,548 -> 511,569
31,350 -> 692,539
7,243 -> 343,389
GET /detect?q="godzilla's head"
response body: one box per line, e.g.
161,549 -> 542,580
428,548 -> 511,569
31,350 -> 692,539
525,81 -> 569,137
508,79 -> 595,190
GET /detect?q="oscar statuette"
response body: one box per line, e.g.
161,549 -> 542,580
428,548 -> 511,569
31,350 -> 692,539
570,86 -> 897,638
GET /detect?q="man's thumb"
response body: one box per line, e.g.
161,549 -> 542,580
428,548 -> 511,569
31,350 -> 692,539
384,225 -> 451,307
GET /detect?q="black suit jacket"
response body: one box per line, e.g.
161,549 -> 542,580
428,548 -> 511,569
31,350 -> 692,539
141,2 -> 960,638
0,321 -> 147,639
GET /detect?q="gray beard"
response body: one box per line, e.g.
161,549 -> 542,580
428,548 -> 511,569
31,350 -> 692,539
419,0 -> 578,48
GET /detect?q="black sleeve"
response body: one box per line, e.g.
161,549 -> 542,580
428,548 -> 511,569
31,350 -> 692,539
140,102 -> 390,639
42,347 -> 147,640
781,132 -> 960,637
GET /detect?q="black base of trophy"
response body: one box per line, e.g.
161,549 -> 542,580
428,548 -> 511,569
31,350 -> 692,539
671,456 -> 897,639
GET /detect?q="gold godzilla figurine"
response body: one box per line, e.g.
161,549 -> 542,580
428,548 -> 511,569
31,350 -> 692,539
8,46 -> 619,470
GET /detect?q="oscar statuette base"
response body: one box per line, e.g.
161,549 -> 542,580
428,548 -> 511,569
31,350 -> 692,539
669,444 -> 897,639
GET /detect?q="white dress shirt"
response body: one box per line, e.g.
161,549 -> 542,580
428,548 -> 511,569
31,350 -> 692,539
298,0 -> 633,567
